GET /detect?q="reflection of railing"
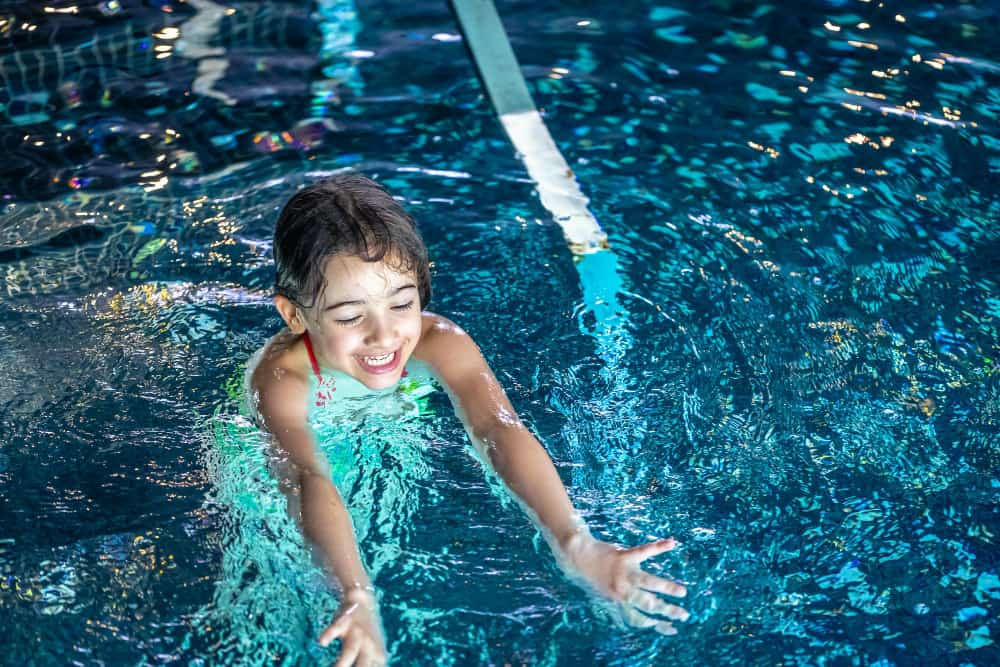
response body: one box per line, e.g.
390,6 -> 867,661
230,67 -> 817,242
178,0 -> 236,105
0,1 -> 355,200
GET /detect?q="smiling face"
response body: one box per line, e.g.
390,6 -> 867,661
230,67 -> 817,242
283,254 -> 424,390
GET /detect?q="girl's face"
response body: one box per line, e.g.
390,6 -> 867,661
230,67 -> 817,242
304,254 -> 423,390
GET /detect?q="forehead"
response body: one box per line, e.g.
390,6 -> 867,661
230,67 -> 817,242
319,254 -> 415,297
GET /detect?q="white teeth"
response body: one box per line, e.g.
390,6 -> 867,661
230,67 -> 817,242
362,351 -> 395,366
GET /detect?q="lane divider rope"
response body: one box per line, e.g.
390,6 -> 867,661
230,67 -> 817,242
448,0 -> 608,255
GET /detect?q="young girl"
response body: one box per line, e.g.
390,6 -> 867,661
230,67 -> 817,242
248,174 -> 688,666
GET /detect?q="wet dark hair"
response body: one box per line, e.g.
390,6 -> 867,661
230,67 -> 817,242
273,173 -> 431,309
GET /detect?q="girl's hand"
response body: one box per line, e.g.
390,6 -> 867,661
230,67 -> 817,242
318,589 -> 387,667
561,534 -> 689,635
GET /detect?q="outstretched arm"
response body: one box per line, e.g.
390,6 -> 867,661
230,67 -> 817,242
418,315 -> 689,633
254,365 -> 386,664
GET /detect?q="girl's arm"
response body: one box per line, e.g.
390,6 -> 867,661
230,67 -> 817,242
254,369 -> 386,663
419,315 -> 689,633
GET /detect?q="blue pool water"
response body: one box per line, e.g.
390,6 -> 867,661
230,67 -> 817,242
1,0 -> 998,664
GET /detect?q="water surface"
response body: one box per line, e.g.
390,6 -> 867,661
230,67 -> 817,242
0,0 -> 997,664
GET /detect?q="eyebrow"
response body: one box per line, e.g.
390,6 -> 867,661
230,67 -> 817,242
324,283 -> 417,311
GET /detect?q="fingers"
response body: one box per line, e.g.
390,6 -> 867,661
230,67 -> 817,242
320,605 -> 386,667
636,571 -> 687,599
623,605 -> 684,635
626,537 -> 678,564
332,637 -> 361,667
626,539 -> 687,600
319,610 -> 353,647
626,590 -> 690,622
319,616 -> 350,646
655,620 -> 678,636
621,594 -> 688,639
331,636 -> 387,667
622,607 -> 661,629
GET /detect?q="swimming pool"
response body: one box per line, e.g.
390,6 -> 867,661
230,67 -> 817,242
1,0 -> 997,664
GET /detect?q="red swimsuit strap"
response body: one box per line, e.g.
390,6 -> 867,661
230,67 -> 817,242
302,332 -> 408,385
301,331 -> 323,382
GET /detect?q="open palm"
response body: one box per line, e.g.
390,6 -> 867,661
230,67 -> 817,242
563,535 -> 690,634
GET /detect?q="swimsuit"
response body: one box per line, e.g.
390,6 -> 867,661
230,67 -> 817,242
219,330 -> 440,504
300,330 -> 438,425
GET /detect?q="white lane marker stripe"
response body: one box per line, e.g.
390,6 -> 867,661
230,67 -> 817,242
499,110 -> 608,255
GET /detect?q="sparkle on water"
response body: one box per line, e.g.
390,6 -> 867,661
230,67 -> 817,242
0,0 -> 997,664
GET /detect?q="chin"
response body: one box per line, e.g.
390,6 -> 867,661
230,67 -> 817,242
359,373 -> 401,390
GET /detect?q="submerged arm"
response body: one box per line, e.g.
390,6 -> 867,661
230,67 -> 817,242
438,349 -> 581,545
420,315 -> 688,632
254,367 -> 385,660
256,374 -> 370,594
422,318 -> 584,547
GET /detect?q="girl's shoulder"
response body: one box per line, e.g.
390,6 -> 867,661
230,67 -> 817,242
414,312 -> 483,375
247,329 -> 311,406
418,311 -> 467,340
416,311 -> 470,354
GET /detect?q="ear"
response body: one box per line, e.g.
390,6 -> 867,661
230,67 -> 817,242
274,295 -> 306,334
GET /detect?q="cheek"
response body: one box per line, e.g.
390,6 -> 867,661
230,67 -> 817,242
404,313 -> 424,339
320,327 -> 358,356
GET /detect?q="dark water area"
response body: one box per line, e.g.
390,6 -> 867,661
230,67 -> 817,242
0,0 -> 998,664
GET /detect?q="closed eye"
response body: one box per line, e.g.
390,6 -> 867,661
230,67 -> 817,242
392,301 -> 415,311
335,315 -> 362,326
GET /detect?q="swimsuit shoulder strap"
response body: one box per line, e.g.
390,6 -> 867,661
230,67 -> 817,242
301,331 -> 323,382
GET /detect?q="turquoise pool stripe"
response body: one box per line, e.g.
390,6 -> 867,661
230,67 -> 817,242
448,0 -> 536,116
449,0 -> 631,366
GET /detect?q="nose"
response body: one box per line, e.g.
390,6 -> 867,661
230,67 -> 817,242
363,312 -> 397,348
